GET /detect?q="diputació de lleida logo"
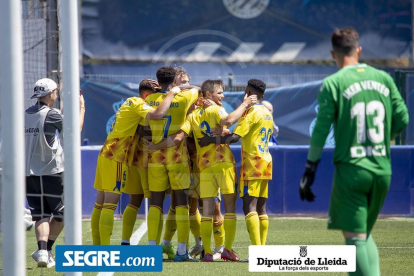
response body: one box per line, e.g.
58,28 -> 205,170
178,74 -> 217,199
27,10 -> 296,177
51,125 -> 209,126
309,105 -> 335,146
300,246 -> 307,258
106,99 -> 125,135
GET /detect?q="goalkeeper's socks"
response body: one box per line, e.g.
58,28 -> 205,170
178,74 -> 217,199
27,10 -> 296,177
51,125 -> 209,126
121,204 -> 139,243
189,208 -> 201,239
224,213 -> 237,250
147,205 -> 162,244
176,205 -> 190,244
47,239 -> 56,251
213,218 -> 225,247
38,240 -> 47,251
162,207 -> 177,242
345,237 -> 370,276
258,214 -> 269,245
245,212 -> 261,245
99,203 -> 117,245
366,235 -> 380,275
91,203 -> 102,245
201,216 -> 213,254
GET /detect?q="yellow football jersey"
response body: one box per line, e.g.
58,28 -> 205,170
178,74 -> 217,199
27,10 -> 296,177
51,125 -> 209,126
100,97 -> 153,166
233,104 -> 273,180
132,117 -> 149,170
181,105 -> 235,171
146,89 -> 198,165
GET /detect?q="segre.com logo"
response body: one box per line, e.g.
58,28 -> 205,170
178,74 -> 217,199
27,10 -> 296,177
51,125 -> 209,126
55,245 -> 162,272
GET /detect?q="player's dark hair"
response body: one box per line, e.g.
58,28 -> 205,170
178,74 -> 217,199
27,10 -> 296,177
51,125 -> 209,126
201,79 -> 224,97
156,66 -> 177,87
139,79 -> 161,96
247,79 -> 266,100
175,66 -> 191,81
331,28 -> 359,56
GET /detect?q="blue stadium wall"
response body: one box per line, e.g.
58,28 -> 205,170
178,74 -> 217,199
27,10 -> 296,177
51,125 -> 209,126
81,146 -> 414,216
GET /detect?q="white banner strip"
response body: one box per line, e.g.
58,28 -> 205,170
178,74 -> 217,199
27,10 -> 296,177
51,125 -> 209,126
249,245 -> 356,272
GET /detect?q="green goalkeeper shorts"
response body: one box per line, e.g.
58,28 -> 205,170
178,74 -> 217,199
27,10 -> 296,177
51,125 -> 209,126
328,162 -> 390,233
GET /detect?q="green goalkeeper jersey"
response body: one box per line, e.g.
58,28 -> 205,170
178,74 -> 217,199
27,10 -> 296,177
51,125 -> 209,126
308,63 -> 409,175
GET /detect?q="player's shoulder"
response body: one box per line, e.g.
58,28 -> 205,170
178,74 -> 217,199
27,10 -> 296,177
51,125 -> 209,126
205,104 -> 222,113
127,96 -> 144,105
243,104 -> 266,120
194,106 -> 204,115
179,88 -> 198,99
323,70 -> 343,85
145,92 -> 163,102
47,107 -> 63,120
367,65 -> 393,82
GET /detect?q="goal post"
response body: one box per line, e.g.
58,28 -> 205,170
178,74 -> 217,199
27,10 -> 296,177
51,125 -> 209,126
59,1 -> 83,276
0,0 -> 26,276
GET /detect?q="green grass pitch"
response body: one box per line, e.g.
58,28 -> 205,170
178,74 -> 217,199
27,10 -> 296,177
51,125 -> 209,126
1,217 -> 413,275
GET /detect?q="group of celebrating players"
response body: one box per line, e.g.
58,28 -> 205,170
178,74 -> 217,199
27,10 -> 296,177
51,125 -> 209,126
91,65 -> 273,262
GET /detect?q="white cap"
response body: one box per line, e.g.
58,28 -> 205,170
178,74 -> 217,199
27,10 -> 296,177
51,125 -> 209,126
31,78 -> 58,99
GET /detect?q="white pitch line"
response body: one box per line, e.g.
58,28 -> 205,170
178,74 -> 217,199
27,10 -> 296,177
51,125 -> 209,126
97,221 -> 148,276
130,221 -> 148,245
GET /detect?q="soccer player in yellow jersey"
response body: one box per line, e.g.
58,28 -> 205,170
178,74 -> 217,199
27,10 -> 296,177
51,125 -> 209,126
159,67 -> 206,259
144,66 -> 199,262
149,91 -> 229,260
120,110 -> 150,245
91,79 -> 179,245
198,79 -> 273,262
152,79 -> 256,262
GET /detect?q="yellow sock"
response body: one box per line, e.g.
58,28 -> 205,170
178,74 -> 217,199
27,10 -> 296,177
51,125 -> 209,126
148,205 -> 162,243
201,216 -> 213,254
186,231 -> 190,249
176,205 -> 190,243
156,210 -> 164,245
259,214 -> 269,245
213,218 -> 224,247
245,212 -> 261,245
162,208 -> 177,241
224,213 -> 237,250
189,209 -> 201,238
91,203 -> 102,245
122,204 -> 139,242
99,203 -> 117,245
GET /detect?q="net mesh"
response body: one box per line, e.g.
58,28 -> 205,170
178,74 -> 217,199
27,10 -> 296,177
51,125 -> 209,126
22,0 -> 60,109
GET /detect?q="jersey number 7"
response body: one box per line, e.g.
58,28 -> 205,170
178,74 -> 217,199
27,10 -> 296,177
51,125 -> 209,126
163,115 -> 172,139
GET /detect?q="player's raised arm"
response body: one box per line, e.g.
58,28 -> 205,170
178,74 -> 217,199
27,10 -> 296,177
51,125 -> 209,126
146,86 -> 180,120
219,93 -> 257,127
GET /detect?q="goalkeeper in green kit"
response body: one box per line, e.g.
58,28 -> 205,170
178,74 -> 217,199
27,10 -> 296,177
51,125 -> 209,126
299,28 -> 409,276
